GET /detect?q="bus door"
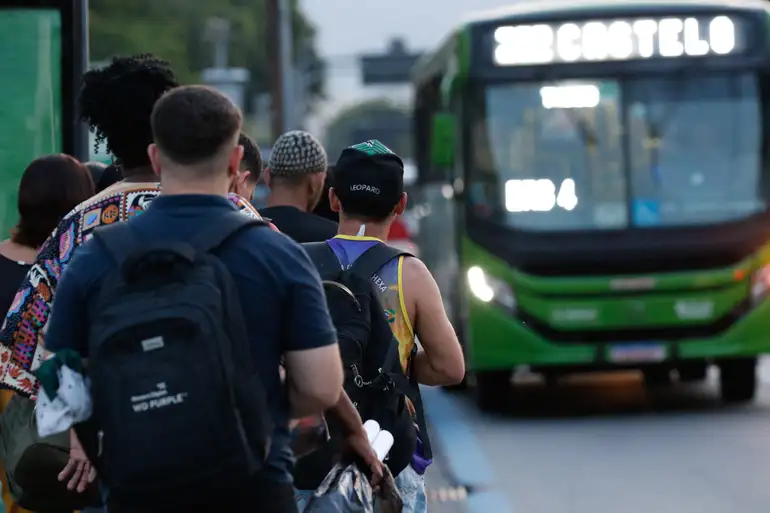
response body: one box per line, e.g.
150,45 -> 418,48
0,0 -> 88,236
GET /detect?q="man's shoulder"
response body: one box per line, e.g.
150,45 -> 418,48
237,220 -> 296,249
309,213 -> 338,233
400,254 -> 431,285
268,207 -> 338,242
256,205 -> 287,221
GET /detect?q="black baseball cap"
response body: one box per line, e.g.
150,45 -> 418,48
331,140 -> 404,219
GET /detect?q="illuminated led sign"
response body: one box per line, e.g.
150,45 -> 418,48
493,15 -> 743,65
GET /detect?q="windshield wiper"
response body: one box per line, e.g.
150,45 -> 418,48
639,63 -> 700,183
562,109 -> 598,150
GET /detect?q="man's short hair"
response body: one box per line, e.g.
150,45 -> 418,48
268,130 -> 327,183
312,166 -> 339,223
239,133 -> 262,183
331,140 -> 404,220
151,85 -> 241,167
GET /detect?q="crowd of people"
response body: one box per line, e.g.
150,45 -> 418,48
0,53 -> 464,513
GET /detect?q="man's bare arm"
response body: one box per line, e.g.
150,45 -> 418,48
402,258 -> 465,385
284,345 -> 344,418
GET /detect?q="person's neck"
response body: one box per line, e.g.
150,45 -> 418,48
160,177 -> 229,197
337,218 -> 390,241
121,165 -> 158,183
267,188 -> 309,212
0,240 -> 37,264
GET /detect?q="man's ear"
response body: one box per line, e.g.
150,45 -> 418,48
329,187 -> 342,213
263,168 -> 272,187
148,144 -> 161,177
227,144 -> 245,179
394,192 -> 408,216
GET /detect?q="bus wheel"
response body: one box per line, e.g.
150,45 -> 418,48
474,371 -> 511,412
642,367 -> 672,387
719,358 -> 757,404
678,362 -> 708,383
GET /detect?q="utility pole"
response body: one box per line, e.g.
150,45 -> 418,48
266,0 -> 284,140
278,0 -> 294,131
205,17 -> 231,69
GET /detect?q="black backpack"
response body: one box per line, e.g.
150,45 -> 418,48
77,212 -> 273,507
294,241 -> 431,488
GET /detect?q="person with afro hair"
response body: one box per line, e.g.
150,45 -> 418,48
79,53 -> 178,177
0,56 -> 270,502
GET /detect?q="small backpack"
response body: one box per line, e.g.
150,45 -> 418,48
294,241 -> 429,487
78,211 -> 273,506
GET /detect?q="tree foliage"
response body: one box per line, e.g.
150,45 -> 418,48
88,0 -> 324,114
324,100 -> 412,162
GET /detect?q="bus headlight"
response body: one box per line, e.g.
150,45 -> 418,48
467,266 -> 517,312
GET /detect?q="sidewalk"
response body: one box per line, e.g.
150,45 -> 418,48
423,425 -> 470,513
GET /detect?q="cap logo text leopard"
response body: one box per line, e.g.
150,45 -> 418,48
351,184 -> 380,194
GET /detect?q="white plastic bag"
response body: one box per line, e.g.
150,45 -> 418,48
304,462 -> 375,513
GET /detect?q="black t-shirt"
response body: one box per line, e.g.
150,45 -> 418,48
0,254 -> 30,315
260,205 -> 338,243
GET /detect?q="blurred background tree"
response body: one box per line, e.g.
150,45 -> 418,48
88,0 -> 325,119
324,99 -> 412,161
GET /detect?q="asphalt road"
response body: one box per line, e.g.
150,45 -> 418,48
422,359 -> 770,513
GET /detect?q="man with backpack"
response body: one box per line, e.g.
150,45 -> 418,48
42,85 -> 344,513
295,140 -> 465,513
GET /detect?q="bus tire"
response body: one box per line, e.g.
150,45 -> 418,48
719,358 -> 757,404
474,371 -> 511,412
642,367 -> 672,387
678,362 -> 708,382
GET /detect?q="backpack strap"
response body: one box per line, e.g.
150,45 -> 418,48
349,243 -> 412,280
302,242 -> 343,280
385,344 -> 432,459
93,223 -> 142,267
189,211 -> 268,255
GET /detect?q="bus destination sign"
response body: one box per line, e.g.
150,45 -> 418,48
493,15 -> 745,66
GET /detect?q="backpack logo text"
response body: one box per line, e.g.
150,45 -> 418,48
130,382 -> 188,413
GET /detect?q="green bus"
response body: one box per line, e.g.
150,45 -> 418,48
0,0 -> 89,236
412,0 -> 770,409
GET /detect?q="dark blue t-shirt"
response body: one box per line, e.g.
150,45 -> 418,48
44,194 -> 338,483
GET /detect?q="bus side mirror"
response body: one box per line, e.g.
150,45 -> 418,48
430,113 -> 456,170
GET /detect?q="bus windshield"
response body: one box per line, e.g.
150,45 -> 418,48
469,72 -> 763,231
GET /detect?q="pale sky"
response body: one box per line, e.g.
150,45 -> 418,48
299,0 -> 513,135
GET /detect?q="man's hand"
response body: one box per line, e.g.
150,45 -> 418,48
344,427 -> 384,490
58,429 -> 96,492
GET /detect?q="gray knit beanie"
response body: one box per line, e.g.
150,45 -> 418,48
268,130 -> 327,177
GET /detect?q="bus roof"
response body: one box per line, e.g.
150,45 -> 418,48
412,0 -> 769,85
463,0 -> 769,24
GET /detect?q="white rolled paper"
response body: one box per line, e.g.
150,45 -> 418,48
363,420 -> 380,444
372,430 -> 394,462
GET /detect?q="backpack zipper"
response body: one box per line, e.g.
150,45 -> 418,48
351,364 -> 386,388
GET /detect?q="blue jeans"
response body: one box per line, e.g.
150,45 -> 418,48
295,465 -> 426,513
